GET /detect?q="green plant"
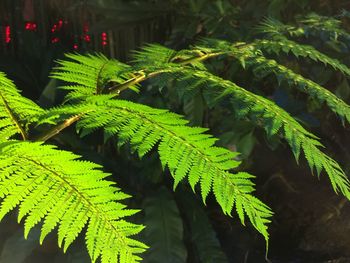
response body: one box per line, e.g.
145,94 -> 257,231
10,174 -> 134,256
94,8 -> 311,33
1,13 -> 350,263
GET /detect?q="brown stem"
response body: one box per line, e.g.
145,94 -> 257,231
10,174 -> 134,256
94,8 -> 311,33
35,115 -> 82,142
107,51 -> 224,94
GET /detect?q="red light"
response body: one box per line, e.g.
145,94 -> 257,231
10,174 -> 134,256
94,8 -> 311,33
101,32 -> 107,46
51,37 -> 60,43
51,25 -> 56,33
73,44 -> 78,50
25,22 -> 37,31
82,24 -> 91,43
83,24 -> 89,33
51,19 -> 63,33
83,35 -> 91,42
5,26 -> 11,43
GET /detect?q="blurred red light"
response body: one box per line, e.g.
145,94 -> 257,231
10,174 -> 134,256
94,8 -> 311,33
5,26 -> 11,43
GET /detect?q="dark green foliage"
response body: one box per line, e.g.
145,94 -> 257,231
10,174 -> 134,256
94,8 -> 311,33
256,14 -> 350,40
179,191 -> 229,263
143,187 -> 187,263
254,38 -> 350,75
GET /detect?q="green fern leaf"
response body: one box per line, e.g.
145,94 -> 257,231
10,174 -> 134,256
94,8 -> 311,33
154,64 -> 350,200
254,38 -> 350,77
256,14 -> 350,41
297,13 -> 350,40
0,72 -> 44,140
51,53 -> 135,100
43,41 -> 350,245
133,44 -> 177,70
87,42 -> 350,202
40,96 -> 273,242
243,53 -> 350,123
254,17 -> 304,38
0,141 -> 147,263
197,38 -> 350,124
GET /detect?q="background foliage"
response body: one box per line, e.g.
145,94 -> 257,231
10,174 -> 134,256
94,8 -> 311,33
2,0 -> 350,262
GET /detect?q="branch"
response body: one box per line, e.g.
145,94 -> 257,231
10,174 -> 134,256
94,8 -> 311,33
34,114 -> 82,142
107,51 -> 223,94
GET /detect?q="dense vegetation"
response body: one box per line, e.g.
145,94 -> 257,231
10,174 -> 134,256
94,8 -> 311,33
1,1 -> 350,262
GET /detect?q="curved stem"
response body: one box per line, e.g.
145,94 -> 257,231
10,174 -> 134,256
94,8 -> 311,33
107,51 -> 224,94
34,115 -> 82,142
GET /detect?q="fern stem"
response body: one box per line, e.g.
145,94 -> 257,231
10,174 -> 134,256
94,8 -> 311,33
35,114 -> 82,142
107,70 -> 165,94
107,52 -> 223,94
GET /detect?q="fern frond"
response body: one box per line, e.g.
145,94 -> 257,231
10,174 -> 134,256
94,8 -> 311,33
297,13 -> 350,40
133,44 -> 177,69
43,41 -> 350,244
56,44 -> 350,201
256,14 -> 350,41
51,53 -> 135,100
41,96 -> 273,242
133,44 -> 209,71
52,46 -> 222,99
0,140 -> 147,263
140,59 -> 350,200
199,38 -> 350,124
254,38 -> 350,77
242,52 -> 350,124
0,72 -> 44,141
254,17 -> 303,38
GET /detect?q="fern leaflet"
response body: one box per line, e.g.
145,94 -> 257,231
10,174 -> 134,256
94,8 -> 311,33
199,39 -> 350,124
256,14 -> 350,41
51,53 -> 136,101
0,72 -> 44,140
254,38 -> 350,77
242,51 -> 350,124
